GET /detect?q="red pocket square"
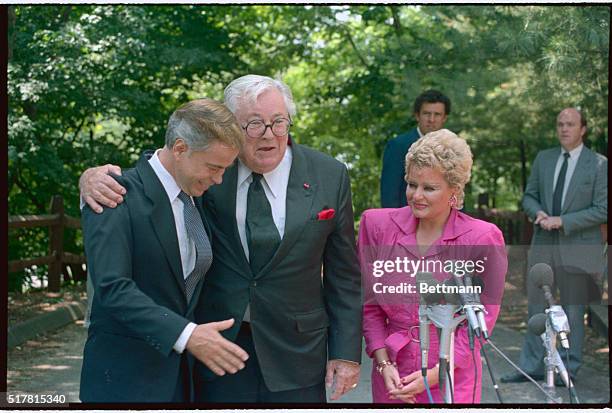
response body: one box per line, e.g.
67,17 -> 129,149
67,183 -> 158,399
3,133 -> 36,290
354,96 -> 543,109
317,208 -> 335,220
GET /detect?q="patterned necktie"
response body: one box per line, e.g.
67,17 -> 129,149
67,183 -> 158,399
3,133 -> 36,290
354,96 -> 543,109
552,152 -> 570,217
246,173 -> 281,274
178,191 -> 212,302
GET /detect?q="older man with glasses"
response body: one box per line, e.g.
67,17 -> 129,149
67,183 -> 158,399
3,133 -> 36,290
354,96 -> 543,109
80,75 -> 362,403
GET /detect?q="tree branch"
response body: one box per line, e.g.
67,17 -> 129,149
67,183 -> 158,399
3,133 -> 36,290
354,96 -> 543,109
388,6 -> 403,40
12,167 -> 46,212
342,26 -> 370,69
8,6 -> 16,61
61,117 -> 86,143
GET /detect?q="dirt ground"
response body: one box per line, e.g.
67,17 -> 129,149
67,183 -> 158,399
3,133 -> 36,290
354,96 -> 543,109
8,283 -> 87,326
7,321 -> 85,403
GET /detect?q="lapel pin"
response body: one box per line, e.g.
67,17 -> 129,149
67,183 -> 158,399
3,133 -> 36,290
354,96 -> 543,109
303,183 -> 310,189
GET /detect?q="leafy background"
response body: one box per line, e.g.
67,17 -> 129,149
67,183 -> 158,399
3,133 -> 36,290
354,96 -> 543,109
8,5 -> 609,290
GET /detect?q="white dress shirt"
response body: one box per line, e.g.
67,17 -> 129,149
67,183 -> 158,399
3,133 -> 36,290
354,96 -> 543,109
235,146 -> 293,260
148,150 -> 197,354
552,143 -> 583,211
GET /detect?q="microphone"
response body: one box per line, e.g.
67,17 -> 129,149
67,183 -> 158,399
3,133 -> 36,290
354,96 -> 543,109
453,273 -> 482,338
530,263 -> 555,307
467,275 -> 490,340
452,271 -> 489,340
529,263 -> 570,349
528,313 -> 547,335
529,314 -> 579,401
416,273 -> 433,376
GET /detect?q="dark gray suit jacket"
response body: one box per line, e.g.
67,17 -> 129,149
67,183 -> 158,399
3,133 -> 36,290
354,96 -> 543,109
80,153 -> 210,402
523,145 -> 607,276
194,142 -> 362,392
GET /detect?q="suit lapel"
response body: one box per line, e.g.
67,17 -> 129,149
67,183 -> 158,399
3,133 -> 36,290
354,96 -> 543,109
256,144 -> 314,279
543,148 -> 560,214
136,154 -> 186,303
205,163 -> 252,279
562,146 -> 592,214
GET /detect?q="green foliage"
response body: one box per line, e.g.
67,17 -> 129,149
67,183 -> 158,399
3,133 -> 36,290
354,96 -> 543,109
8,5 -> 609,289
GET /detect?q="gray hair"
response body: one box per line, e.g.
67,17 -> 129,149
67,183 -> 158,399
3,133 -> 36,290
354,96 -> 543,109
164,98 -> 244,151
224,74 -> 297,119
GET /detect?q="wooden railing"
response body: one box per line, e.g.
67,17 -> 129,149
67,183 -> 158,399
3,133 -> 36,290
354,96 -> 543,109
8,195 -> 86,292
475,207 -> 532,245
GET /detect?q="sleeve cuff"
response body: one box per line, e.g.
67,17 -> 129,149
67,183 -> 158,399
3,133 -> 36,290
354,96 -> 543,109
173,322 -> 197,354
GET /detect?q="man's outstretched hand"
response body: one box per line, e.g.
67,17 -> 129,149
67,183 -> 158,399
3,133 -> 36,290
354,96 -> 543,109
186,318 -> 249,376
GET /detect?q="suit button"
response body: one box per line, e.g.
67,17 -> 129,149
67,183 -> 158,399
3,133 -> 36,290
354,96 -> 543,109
252,281 -> 257,287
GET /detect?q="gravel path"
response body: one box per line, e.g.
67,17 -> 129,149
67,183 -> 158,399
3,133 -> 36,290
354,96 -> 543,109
7,318 -> 609,405
7,321 -> 86,403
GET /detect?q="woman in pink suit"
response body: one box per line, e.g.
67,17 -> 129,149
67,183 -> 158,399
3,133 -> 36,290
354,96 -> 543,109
359,129 -> 507,403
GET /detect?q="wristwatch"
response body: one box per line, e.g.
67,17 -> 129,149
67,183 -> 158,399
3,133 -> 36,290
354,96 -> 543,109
376,359 -> 396,375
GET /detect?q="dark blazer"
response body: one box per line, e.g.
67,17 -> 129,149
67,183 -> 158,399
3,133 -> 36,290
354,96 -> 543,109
380,128 -> 420,208
194,142 -> 362,392
523,145 -> 607,276
80,153 -> 210,402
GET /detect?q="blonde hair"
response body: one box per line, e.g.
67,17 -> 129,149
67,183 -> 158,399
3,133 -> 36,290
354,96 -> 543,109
404,129 -> 473,209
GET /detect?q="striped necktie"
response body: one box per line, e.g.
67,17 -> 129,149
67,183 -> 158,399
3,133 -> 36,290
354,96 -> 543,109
178,191 -> 212,302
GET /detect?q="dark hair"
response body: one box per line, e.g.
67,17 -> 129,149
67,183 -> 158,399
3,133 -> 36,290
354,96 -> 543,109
413,89 -> 451,116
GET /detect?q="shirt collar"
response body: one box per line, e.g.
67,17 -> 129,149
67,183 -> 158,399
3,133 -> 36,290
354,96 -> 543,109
237,146 -> 293,198
562,143 -> 583,160
148,149 -> 182,203
416,127 -> 424,138
390,207 -> 471,241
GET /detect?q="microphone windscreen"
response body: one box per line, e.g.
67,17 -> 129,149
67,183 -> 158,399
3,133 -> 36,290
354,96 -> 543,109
443,278 -> 462,305
529,263 -> 554,289
416,272 -> 443,305
527,313 -> 547,335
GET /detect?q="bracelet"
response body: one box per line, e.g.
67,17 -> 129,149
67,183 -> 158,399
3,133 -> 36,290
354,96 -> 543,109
376,359 -> 397,375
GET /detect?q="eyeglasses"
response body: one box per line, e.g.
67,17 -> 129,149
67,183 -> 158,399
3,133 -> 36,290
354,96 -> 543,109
242,117 -> 292,139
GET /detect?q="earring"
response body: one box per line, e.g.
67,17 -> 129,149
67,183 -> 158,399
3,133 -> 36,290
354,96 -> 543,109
449,194 -> 458,208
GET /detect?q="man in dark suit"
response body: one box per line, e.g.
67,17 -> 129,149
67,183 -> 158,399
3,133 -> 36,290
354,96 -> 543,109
80,99 -> 248,402
380,90 -> 451,208
501,108 -> 607,385
80,75 -> 362,403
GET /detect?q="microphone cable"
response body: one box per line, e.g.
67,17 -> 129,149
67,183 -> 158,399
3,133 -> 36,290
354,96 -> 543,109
479,336 -> 503,403
423,371 -> 434,404
467,323 -> 477,403
485,338 -> 560,403
445,367 -> 455,403
565,349 -> 580,403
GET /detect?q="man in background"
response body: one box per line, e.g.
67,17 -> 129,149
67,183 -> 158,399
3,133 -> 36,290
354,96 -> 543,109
501,107 -> 607,385
380,89 -> 451,208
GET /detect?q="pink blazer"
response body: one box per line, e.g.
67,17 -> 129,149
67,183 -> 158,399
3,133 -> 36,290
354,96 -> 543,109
358,207 -> 507,403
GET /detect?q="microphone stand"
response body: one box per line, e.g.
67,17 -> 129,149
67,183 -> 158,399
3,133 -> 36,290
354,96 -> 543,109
427,303 -> 465,403
541,310 -> 580,403
454,273 -> 503,403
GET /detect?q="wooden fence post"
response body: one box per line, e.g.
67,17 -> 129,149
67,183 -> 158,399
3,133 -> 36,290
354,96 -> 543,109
48,195 -> 64,292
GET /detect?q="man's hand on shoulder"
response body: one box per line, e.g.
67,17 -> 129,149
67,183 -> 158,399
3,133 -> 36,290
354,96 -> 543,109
79,164 -> 126,213
185,318 -> 249,376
